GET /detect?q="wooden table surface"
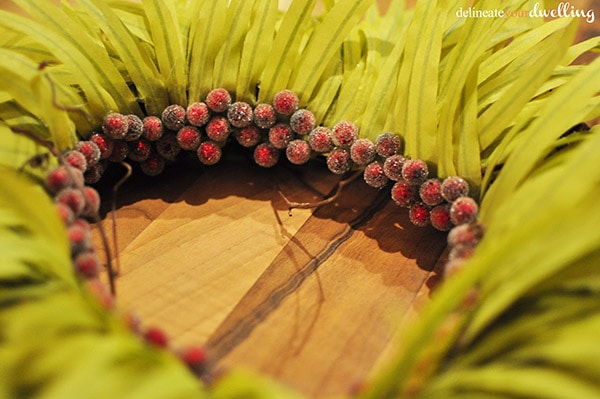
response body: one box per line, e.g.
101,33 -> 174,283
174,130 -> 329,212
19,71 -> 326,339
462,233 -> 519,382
91,147 -> 448,398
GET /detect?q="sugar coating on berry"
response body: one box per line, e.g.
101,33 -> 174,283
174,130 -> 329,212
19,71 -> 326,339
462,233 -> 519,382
68,223 -> 91,255
76,141 -> 101,167
326,148 -> 352,175
55,202 -> 75,225
363,161 -> 389,188
449,244 -> 475,261
45,165 -> 73,193
430,204 -> 452,231
57,188 -> 86,217
290,109 -> 316,135
90,133 -> 114,159
332,121 -> 358,147
308,126 -> 333,153
197,141 -> 222,166
391,180 -> 417,208
156,134 -> 181,161
268,123 -> 294,149
108,140 -> 128,162
401,159 -> 428,185
409,202 -> 431,227
447,222 -> 485,248
450,196 -> 479,225
124,114 -> 143,141
144,327 -> 169,348
234,126 -> 262,148
140,154 -> 165,176
273,90 -> 299,115
205,88 -> 231,113
253,103 -> 277,129
186,102 -> 210,127
63,150 -> 87,172
206,116 -> 232,142
383,155 -> 406,181
419,178 -> 443,206
128,139 -> 152,162
179,346 -> 207,370
74,252 -> 101,278
350,138 -> 376,165
81,186 -> 101,218
142,116 -> 164,141
227,101 -> 253,128
254,143 -> 280,168
176,126 -> 202,150
286,139 -> 311,165
162,104 -> 186,131
102,112 -> 128,139
376,132 -> 401,157
441,176 -> 470,202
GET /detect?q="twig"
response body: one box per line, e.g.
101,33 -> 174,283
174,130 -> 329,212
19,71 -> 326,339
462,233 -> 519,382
278,170 -> 362,216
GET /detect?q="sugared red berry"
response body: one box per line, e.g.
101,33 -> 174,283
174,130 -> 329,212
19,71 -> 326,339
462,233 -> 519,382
108,140 -> 128,162
409,202 -> 430,227
449,244 -> 475,261
441,176 -> 470,202
350,138 -> 376,165
227,101 -> 253,128
273,90 -> 299,115
401,159 -> 428,185
186,102 -> 210,127
331,121 -> 358,147
363,161 -> 388,188
55,202 -> 75,225
383,154 -> 406,181
57,188 -> 86,216
447,222 -> 485,248
254,143 -> 280,168
140,154 -> 165,176
63,150 -> 87,172
197,141 -> 222,165
155,134 -> 181,161
45,165 -> 74,193
450,197 -> 479,225
234,126 -> 262,148
74,252 -> 101,278
308,126 -> 333,153
102,112 -> 128,140
419,178 -> 443,206
206,116 -> 231,142
142,116 -> 164,141
76,141 -> 101,167
253,103 -> 277,129
286,139 -> 311,165
68,222 -> 91,254
326,148 -> 352,175
84,162 -> 104,184
81,186 -> 100,217
144,327 -> 169,348
290,109 -> 316,135
162,104 -> 186,131
128,139 -> 152,162
375,132 -> 401,157
391,180 -> 417,208
429,204 -> 452,231
176,126 -> 202,150
205,88 -> 231,113
124,114 -> 143,141
90,133 -> 114,159
268,123 -> 294,149
179,346 -> 207,374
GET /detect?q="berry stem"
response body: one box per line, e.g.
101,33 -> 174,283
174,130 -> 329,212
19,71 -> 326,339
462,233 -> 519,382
277,170 -> 362,216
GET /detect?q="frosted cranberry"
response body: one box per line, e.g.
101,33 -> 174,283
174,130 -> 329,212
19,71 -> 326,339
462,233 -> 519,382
142,116 -> 164,141
227,101 -> 253,128
326,148 -> 352,175
290,109 -> 316,135
124,114 -> 143,141
447,223 -> 485,248
253,103 -> 277,129
401,159 -> 428,185
161,104 -> 186,130
127,139 -> 152,162
273,90 -> 299,115
205,116 -> 231,142
234,126 -> 262,147
253,143 -> 280,168
197,141 -> 222,165
90,133 -> 114,159
76,141 -> 101,167
450,197 -> 479,225
56,188 -> 86,217
186,102 -> 210,127
441,176 -> 470,202
268,123 -> 294,149
140,154 -> 165,176
383,154 -> 406,181
63,150 -> 87,172
350,139 -> 376,165
74,252 -> 101,278
430,204 -> 452,231
363,161 -> 389,188
286,139 -> 311,165
419,178 -> 443,206
308,126 -> 333,153
391,180 -> 417,208
108,140 -> 128,162
155,134 -> 181,161
331,120 -> 358,147
176,126 -> 202,150
409,202 -> 430,227
102,112 -> 128,139
375,132 -> 401,157
205,88 -> 231,113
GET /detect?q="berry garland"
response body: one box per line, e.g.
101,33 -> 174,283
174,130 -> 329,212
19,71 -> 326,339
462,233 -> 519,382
42,88 -> 486,380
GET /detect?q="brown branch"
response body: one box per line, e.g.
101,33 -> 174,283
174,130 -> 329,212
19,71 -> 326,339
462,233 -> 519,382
278,170 -> 363,216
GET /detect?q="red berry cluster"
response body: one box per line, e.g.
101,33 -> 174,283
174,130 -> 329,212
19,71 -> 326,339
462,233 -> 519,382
444,222 -> 485,277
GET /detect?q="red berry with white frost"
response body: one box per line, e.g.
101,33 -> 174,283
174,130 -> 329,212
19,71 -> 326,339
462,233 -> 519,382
161,104 -> 186,131
268,123 -> 294,149
144,327 -> 169,348
253,103 -> 277,129
45,165 -> 74,194
401,158 -> 428,185
55,202 -> 75,225
81,186 -> 100,218
155,134 -> 180,161
205,88 -> 231,113
326,148 -> 352,175
363,161 -> 389,188
63,150 -> 87,172
286,139 -> 311,165
308,126 -> 333,153
84,163 -> 104,185
127,139 -> 152,162
419,178 -> 443,206
290,109 -> 316,135
234,126 -> 262,148
56,188 -> 86,217
383,154 -> 406,181
375,132 -> 401,157
273,90 -> 299,115
197,141 -> 222,165
140,154 -> 165,176
450,196 -> 479,225
102,112 -> 128,139
74,252 -> 101,278
76,141 -> 101,167
90,133 -> 114,159
391,180 -> 417,208
227,101 -> 253,128
409,202 -> 431,227
447,222 -> 485,248
206,116 -> 232,142
186,102 -> 210,127
176,126 -> 202,150
429,204 -> 453,231
108,140 -> 128,162
441,176 -> 469,202
331,121 -> 358,147
254,143 -> 280,168
142,116 -> 164,141
350,138 -> 376,165
124,114 -> 143,141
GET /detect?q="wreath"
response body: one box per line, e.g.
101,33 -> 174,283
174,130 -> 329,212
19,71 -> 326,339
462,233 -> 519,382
1,0 -> 600,398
